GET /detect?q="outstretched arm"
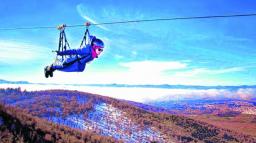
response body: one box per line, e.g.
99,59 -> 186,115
58,49 -> 80,55
57,47 -> 89,56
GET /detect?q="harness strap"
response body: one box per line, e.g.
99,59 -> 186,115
63,54 -> 91,67
55,22 -> 92,68
57,24 -> 71,61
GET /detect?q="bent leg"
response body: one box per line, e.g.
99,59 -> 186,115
44,57 -> 86,78
54,57 -> 86,72
44,60 -> 65,78
51,64 -> 64,70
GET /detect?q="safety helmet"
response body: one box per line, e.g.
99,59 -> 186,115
91,38 -> 104,48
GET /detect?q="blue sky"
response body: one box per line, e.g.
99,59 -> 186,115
0,0 -> 256,85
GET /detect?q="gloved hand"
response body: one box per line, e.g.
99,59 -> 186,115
52,50 -> 61,55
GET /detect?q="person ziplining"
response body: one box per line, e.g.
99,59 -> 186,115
3,13 -> 251,78
44,22 -> 104,78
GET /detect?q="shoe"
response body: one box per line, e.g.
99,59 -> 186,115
48,64 -> 55,77
49,70 -> 53,77
44,66 -> 49,78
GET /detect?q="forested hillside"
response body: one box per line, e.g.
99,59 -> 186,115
0,88 -> 255,143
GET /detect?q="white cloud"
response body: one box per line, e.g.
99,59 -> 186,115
22,60 -> 187,85
120,60 -> 187,74
28,60 -> 245,85
208,67 -> 245,74
76,4 -> 109,31
76,3 -> 149,35
175,67 -> 245,77
0,40 -> 48,64
114,54 -> 124,60
82,60 -> 184,84
236,88 -> 256,100
144,88 -> 256,102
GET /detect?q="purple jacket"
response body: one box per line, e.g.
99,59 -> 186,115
53,45 -> 95,72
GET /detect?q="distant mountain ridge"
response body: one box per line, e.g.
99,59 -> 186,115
82,83 -> 256,89
0,79 -> 30,84
1,78 -> 256,89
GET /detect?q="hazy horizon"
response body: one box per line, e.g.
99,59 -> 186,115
1,83 -> 255,103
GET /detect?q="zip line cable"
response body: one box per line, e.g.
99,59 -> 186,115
91,13 -> 256,26
0,13 -> 256,31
